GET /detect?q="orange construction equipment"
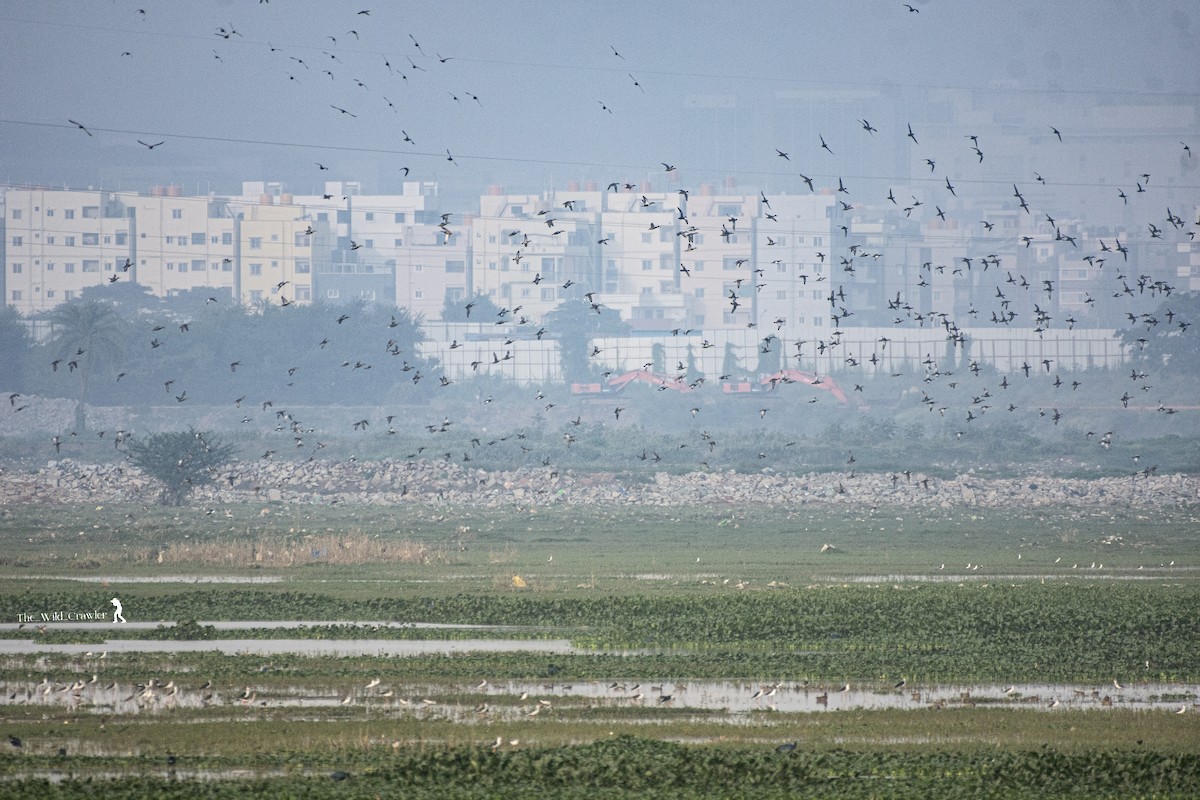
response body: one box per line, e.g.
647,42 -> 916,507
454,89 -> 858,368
571,370 -> 693,394
760,369 -> 854,405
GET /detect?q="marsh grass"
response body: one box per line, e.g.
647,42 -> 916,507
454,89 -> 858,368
147,532 -> 452,569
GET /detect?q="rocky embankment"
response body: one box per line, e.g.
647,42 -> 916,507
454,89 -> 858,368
0,459 -> 1196,509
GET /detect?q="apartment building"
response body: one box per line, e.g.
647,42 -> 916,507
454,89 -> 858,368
4,188 -> 133,313
268,181 -> 468,318
126,188 -> 237,301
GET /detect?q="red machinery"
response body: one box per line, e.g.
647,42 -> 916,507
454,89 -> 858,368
759,369 -> 856,405
571,370 -> 694,394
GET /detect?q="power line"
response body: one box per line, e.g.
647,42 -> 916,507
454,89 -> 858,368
4,118 -> 1197,196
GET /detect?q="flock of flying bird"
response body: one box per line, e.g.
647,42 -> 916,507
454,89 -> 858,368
38,4 -> 1197,475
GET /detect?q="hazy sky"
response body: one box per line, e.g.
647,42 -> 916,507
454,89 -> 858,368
1,0 -> 1196,204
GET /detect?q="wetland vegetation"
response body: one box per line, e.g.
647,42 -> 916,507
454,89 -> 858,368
0,500 -> 1197,797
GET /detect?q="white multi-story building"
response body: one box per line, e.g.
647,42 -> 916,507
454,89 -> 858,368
4,188 -> 133,313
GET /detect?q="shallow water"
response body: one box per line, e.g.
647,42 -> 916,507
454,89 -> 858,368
0,620 -> 527,632
3,674 -> 1190,718
0,637 -> 577,657
17,574 -> 284,584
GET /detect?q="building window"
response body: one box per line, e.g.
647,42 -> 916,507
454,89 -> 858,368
222,261 -> 232,272
295,286 -> 311,301
10,290 -> 21,301
83,233 -> 99,246
10,263 -> 21,274
46,209 -> 54,217
11,236 -> 22,247
365,212 -> 374,221
11,209 -> 21,220
171,209 -> 182,219
642,259 -> 652,271
221,232 -> 233,245
249,237 -> 262,250
64,290 -> 75,300
249,263 -> 262,276
694,287 -> 704,297
393,212 -> 405,223
83,206 -> 99,218
46,290 -> 55,299
64,263 -> 75,273
249,290 -> 263,302
336,210 -> 350,224
178,262 -> 188,273
192,260 -> 204,272
191,232 -> 205,245
64,209 -> 75,219
296,260 -> 311,274
446,260 -> 465,273
414,289 -> 424,300
295,232 -> 309,247
83,260 -> 100,273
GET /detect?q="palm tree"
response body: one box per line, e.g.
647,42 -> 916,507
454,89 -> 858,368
43,299 -> 128,431
0,306 -> 33,393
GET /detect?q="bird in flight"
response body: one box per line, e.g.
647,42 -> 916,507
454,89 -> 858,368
68,119 -> 92,136
776,149 -> 789,160
819,134 -> 834,154
137,139 -> 164,149
1050,126 -> 1063,142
